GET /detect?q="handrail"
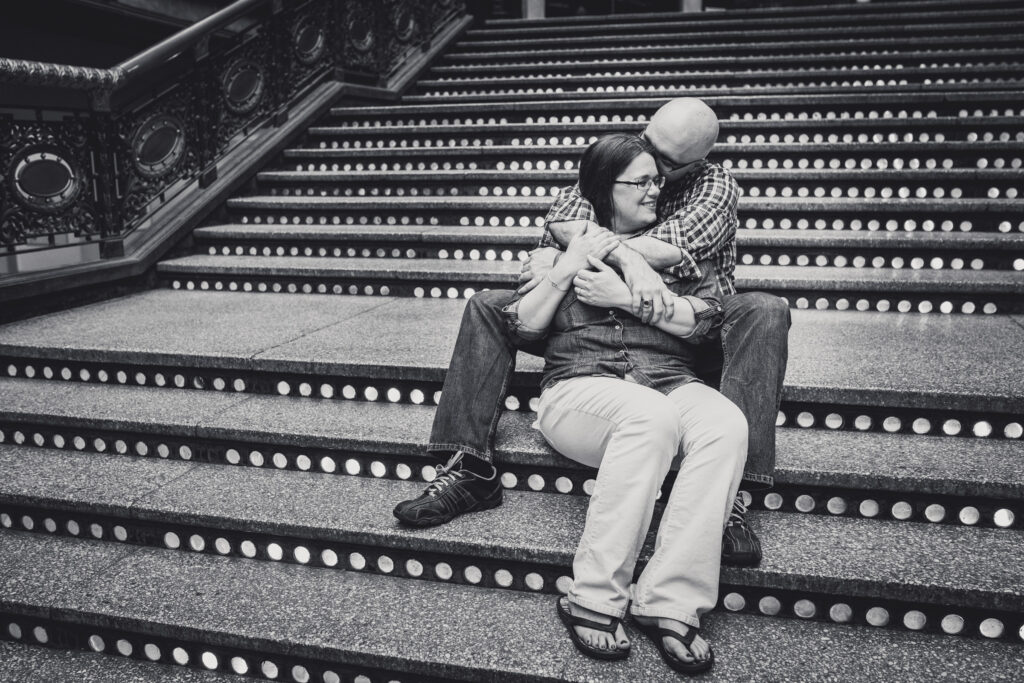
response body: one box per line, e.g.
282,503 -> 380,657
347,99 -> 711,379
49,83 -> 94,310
0,0 -> 268,93
117,0 -> 266,89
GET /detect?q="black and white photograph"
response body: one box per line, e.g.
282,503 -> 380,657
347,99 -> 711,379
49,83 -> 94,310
1,0 -> 1022,680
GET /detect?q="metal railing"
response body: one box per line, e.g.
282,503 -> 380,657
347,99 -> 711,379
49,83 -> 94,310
0,0 -> 467,271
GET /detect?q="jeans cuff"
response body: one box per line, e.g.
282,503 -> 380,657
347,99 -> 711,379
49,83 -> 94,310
628,604 -> 701,630
741,471 -> 773,489
426,443 -> 492,463
567,594 -> 628,620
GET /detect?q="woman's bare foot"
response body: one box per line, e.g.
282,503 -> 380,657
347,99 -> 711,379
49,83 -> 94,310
632,615 -> 711,663
562,598 -> 630,652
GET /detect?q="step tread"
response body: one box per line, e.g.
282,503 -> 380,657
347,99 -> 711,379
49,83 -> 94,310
4,532 -> 1022,682
2,447 -> 1023,612
192,224 -> 1024,251
257,169 -> 1024,181
0,640 -> 237,683
223,195 -> 1024,212
0,292 -> 1022,412
156,255 -> 1024,294
2,378 -> 1022,499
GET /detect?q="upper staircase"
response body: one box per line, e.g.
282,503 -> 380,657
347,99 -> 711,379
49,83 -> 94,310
1,1 -> 1023,680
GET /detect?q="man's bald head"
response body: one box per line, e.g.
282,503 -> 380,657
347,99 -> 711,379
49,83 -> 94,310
644,98 -> 719,174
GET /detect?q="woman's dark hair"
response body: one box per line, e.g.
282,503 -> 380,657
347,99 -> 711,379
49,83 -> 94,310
577,133 -> 655,228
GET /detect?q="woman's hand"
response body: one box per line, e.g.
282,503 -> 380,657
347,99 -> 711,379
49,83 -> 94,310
559,225 -> 620,275
574,256 -> 632,309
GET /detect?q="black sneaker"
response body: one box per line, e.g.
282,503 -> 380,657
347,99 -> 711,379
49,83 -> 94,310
393,452 -> 503,527
722,493 -> 762,566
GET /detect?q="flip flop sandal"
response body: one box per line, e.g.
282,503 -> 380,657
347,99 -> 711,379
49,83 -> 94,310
556,596 -> 630,661
633,618 -> 714,675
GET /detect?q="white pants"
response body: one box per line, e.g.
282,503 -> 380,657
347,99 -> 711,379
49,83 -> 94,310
536,376 -> 747,629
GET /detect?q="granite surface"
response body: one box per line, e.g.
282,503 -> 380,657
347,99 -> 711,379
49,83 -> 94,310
5,380 -> 1021,499
0,290 -> 389,369
2,532 -> 1023,682
0,640 -> 238,683
4,445 -> 1024,610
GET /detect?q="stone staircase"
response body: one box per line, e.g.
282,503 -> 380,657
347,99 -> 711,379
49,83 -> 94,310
2,1 -> 1024,680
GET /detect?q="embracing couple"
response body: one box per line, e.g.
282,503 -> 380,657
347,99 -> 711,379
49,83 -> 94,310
393,98 -> 790,675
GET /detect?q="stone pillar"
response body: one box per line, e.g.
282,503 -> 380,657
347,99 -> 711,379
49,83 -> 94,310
680,0 -> 702,11
522,0 -> 545,19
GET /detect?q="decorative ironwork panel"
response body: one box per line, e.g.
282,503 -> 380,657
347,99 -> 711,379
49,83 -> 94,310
341,0 -> 428,81
280,0 -> 335,99
112,85 -> 201,229
0,118 -> 102,249
208,26 -> 276,154
425,0 -> 465,41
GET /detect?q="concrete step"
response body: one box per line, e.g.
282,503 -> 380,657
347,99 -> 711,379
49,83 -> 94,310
309,115 -> 1024,138
413,65 -> 1024,96
255,167 -> 1024,202
283,142 -> 1024,174
406,81 -> 1024,105
445,35 -> 1024,64
433,48 -> 1024,76
1,378 -> 1021,520
3,443 -> 1024,626
0,640 -> 238,683
192,223 -> 1024,272
465,6 -> 1024,39
482,0 -> 1022,28
3,532 -> 1022,681
454,22 -> 1024,55
1,291 -> 1021,426
326,91 -> 1024,120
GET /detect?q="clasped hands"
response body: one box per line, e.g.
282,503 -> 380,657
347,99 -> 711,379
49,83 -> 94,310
518,223 -> 675,323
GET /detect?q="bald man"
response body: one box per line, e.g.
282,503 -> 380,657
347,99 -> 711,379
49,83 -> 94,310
394,98 -> 790,572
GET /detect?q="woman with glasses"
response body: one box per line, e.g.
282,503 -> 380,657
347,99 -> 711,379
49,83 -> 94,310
503,133 -> 746,675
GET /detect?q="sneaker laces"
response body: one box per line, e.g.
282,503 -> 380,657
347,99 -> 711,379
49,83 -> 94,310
727,495 -> 748,526
425,453 -> 469,497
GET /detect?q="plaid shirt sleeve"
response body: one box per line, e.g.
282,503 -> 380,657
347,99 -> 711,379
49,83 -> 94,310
538,184 -> 598,249
644,164 -> 739,281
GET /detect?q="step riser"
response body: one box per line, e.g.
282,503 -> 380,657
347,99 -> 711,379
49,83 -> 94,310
3,359 -> 1021,434
1,422 -> 1020,527
256,175 -> 1024,202
284,145 -> 1024,171
2,512 -> 1021,646
402,82 -> 1024,104
0,608 -> 428,683
434,49 -> 1024,74
414,65 -> 1024,93
195,240 -> 1024,273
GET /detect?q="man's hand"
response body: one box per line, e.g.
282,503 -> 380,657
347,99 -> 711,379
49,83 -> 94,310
518,246 -> 563,294
574,256 -> 631,309
618,249 -> 675,323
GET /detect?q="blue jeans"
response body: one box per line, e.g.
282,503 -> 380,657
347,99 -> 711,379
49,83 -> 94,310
428,289 -> 790,489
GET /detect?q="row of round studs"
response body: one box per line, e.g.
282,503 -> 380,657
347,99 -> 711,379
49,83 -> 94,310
265,183 -> 1021,201
2,364 -> 247,392
0,620 -> 391,683
205,245 -> 1016,273
233,213 -> 1024,233
208,245 -> 529,262
164,273 -> 1016,316
743,490 -> 1017,528
719,592 -> 1023,641
427,62 -> 1023,81
729,159 -> 1019,170
0,509 -> 567,595
783,295 -> 1001,314
418,77 -> 1018,96
2,422 -> 1016,531
330,109 -> 1023,127
775,408 -> 1022,439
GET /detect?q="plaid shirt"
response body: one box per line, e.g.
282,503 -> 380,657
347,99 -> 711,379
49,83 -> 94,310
540,160 -> 739,295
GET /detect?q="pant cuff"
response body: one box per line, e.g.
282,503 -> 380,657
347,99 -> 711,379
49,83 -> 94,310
629,604 -> 701,630
741,471 -> 773,489
567,594 -> 628,620
426,443 -> 492,463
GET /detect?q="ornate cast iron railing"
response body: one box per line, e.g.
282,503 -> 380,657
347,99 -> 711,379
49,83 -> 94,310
0,0 -> 467,272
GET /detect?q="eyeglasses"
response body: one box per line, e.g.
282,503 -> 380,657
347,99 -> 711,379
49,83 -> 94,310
614,176 -> 666,192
